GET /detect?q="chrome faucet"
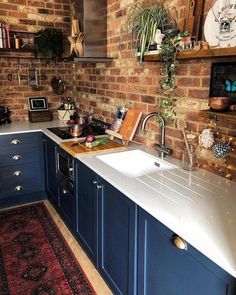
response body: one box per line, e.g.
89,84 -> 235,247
141,112 -> 172,158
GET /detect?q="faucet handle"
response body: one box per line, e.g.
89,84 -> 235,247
154,143 -> 173,156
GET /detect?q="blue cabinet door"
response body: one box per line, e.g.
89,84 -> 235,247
98,176 -> 137,295
75,160 -> 98,265
43,136 -> 58,206
138,208 -> 236,295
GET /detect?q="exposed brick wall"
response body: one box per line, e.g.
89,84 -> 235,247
0,0 -> 235,181
0,0 -> 72,120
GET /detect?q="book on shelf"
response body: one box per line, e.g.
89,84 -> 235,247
0,22 -> 11,49
0,22 -> 3,49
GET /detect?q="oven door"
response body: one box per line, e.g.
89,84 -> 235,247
57,147 -> 74,180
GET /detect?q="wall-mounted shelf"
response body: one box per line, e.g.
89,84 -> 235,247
143,47 -> 236,62
200,109 -> 236,123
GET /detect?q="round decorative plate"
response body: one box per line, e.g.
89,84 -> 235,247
204,0 -> 236,48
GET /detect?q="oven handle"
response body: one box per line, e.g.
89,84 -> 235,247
56,148 -> 59,175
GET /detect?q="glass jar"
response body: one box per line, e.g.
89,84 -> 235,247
182,144 -> 196,171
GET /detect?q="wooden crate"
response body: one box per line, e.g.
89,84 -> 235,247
28,111 -> 52,123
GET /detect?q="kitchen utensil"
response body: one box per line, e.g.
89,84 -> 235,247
192,0 -> 205,40
68,121 -> 92,138
209,97 -> 230,111
185,0 -> 196,36
51,77 -> 65,95
17,63 -> 23,86
68,124 -> 83,137
7,72 -> 13,81
119,109 -> 142,142
176,118 -> 194,167
212,142 -> 231,158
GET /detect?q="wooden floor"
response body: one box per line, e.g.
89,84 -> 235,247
1,200 -> 113,295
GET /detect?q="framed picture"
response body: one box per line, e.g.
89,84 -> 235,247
28,97 -> 49,111
210,62 -> 236,99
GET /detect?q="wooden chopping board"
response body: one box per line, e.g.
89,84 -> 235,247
119,109 -> 142,142
60,139 -> 126,157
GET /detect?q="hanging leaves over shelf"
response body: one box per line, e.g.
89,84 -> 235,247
34,28 -> 64,58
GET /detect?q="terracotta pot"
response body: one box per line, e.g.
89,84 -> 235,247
209,97 -> 230,111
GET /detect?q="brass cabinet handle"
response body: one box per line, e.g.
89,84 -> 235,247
96,184 -> 102,189
13,171 -> 22,176
15,185 -> 23,192
12,155 -> 22,161
11,139 -> 21,145
171,234 -> 187,250
93,180 -> 97,185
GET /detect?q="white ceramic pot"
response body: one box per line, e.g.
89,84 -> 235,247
58,109 -> 76,121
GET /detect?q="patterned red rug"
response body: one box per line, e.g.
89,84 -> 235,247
0,203 -> 96,295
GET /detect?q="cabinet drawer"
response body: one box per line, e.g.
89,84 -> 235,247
0,169 -> 42,197
0,132 -> 41,151
0,162 -> 41,180
0,148 -> 40,167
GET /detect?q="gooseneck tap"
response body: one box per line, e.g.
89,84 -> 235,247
141,112 -> 172,158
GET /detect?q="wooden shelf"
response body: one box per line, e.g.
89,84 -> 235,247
144,47 -> 236,62
200,109 -> 236,123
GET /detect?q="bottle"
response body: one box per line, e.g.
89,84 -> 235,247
182,143 -> 196,171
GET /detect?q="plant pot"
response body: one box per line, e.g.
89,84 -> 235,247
58,109 -> 76,121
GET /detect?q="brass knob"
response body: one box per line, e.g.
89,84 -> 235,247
11,139 -> 21,145
96,184 -> 102,189
93,180 -> 97,185
12,155 -> 22,161
15,185 -> 23,192
171,234 -> 187,250
13,171 -> 22,176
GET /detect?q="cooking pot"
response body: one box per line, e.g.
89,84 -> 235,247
68,124 -> 83,137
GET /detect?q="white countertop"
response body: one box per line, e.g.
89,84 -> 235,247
1,121 -> 236,278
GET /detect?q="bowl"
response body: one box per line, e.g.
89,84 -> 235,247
209,97 -> 230,111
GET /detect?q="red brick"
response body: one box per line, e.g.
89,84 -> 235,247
188,89 -> 209,99
176,77 -> 201,87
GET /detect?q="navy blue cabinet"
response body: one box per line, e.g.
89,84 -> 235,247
75,160 -> 137,295
75,160 -> 98,264
138,208 -> 236,295
0,132 -> 45,208
97,176 -> 137,295
43,135 -> 58,207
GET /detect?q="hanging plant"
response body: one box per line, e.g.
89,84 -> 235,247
158,33 -> 181,121
123,3 -> 171,63
34,28 -> 64,58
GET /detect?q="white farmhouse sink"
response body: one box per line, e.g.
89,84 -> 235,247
97,149 -> 177,178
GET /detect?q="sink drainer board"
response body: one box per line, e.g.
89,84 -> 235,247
97,150 -> 177,178
60,139 -> 126,157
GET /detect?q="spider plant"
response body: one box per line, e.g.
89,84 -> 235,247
124,3 -> 170,63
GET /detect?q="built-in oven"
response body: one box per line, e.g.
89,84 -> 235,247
57,147 -> 75,228
57,147 -> 74,183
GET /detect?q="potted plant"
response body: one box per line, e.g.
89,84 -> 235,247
34,28 -> 64,58
178,31 -> 191,51
123,3 -> 171,63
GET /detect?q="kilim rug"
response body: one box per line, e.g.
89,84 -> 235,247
0,202 -> 96,295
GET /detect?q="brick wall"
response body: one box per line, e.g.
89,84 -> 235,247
73,0 -> 236,181
0,0 -> 72,120
0,0 -> 235,181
